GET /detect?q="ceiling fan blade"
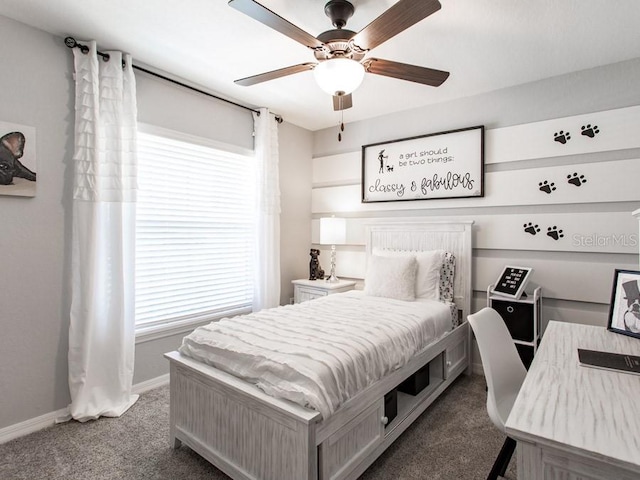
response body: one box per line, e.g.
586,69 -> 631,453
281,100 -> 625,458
229,0 -> 324,49
363,58 -> 449,86
235,63 -> 317,86
351,0 -> 441,52
333,93 -> 353,111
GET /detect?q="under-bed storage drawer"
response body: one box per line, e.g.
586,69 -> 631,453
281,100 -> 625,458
319,399 -> 385,480
398,364 -> 430,395
445,334 -> 468,378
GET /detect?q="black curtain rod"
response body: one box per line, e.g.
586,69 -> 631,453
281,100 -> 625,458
64,36 -> 283,123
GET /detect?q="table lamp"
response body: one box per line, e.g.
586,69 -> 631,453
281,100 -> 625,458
319,216 -> 346,283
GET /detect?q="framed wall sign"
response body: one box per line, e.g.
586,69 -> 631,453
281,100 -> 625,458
608,269 -> 640,339
491,266 -> 533,300
0,120 -> 37,197
361,125 -> 484,203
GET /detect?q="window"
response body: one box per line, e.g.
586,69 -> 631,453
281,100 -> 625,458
135,126 -> 255,340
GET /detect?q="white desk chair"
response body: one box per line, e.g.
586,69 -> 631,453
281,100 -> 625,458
468,307 -> 527,480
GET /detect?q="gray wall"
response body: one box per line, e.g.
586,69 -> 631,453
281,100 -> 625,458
0,15 -> 75,432
0,15 -> 313,431
135,69 -> 254,150
278,121 -> 313,306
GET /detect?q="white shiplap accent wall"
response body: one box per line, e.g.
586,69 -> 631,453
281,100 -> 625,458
312,158 -> 640,212
485,104 -> 640,164
311,105 -> 640,331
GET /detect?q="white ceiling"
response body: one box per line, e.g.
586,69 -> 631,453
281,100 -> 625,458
1,0 -> 639,131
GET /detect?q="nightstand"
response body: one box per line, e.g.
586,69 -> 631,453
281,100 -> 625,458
487,286 -> 542,369
292,279 -> 356,304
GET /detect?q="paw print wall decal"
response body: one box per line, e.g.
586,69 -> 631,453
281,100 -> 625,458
547,226 -> 564,241
554,130 -> 571,144
552,122 -> 601,145
567,173 -> 587,186
538,181 -> 556,194
522,222 -> 566,241
580,124 -> 600,138
524,223 -> 540,235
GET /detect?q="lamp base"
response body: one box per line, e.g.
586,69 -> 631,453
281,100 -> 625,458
326,244 -> 339,282
326,273 -> 340,283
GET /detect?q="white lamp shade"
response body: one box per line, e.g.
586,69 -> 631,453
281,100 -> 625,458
320,217 -> 346,245
313,58 -> 365,96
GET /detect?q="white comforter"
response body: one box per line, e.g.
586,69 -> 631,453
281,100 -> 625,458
179,290 -> 452,419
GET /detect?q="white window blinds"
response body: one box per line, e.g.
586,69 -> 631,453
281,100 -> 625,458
135,129 -> 255,335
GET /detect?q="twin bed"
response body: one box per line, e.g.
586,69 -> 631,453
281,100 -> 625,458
165,220 -> 473,480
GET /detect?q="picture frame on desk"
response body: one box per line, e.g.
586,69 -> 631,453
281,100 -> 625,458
607,269 -> 640,339
490,266 -> 533,300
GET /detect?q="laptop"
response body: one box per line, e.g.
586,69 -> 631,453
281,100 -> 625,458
578,348 -> 640,376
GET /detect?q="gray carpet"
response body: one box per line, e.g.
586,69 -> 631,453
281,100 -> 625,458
0,374 -> 516,480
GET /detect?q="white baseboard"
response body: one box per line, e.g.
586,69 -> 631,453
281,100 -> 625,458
0,406 -> 70,445
0,374 -> 170,445
132,373 -> 169,394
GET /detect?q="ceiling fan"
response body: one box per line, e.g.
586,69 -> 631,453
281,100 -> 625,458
229,0 -> 449,111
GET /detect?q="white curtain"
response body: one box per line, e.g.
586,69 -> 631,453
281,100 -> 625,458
252,108 -> 281,311
67,41 -> 139,421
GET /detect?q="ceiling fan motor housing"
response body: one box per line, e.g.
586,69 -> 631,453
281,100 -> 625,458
314,28 -> 363,61
315,0 -> 364,62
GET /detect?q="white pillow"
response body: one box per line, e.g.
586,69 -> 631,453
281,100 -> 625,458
364,254 -> 418,301
415,250 -> 446,299
371,248 -> 445,300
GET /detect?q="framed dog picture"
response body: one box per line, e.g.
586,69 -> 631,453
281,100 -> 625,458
608,269 -> 640,339
0,120 -> 37,197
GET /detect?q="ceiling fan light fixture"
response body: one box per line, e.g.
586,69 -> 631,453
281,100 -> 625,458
313,58 -> 365,96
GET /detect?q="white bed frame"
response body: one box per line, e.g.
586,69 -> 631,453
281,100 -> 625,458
165,220 -> 474,480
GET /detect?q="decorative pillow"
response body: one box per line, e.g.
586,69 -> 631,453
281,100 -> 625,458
445,300 -> 460,328
372,248 -> 445,300
364,254 -> 418,301
415,250 -> 446,300
439,252 -> 456,303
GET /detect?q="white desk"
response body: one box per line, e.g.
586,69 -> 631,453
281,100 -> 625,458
505,321 -> 640,480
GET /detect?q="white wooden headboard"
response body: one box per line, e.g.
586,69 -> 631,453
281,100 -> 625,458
365,220 -> 474,322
